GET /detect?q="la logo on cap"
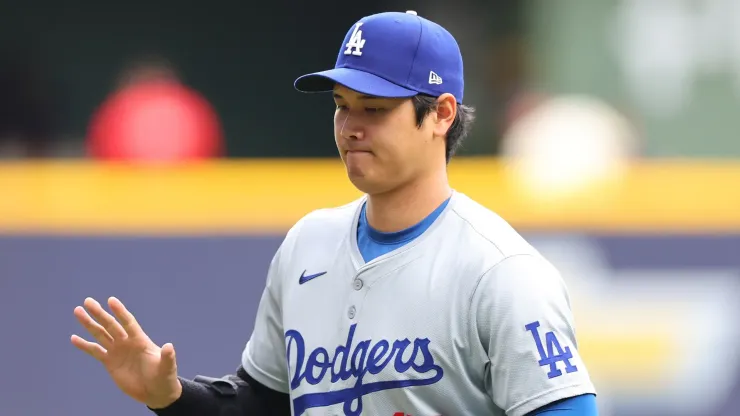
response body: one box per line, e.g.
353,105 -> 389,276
344,22 -> 366,56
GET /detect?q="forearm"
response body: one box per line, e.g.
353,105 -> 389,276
150,366 -> 291,416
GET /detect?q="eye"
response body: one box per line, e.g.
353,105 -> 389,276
336,104 -> 348,111
365,107 -> 385,113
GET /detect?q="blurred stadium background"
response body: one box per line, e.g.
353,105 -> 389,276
1,0 -> 740,415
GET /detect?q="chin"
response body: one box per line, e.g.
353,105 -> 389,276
342,155 -> 395,194
346,171 -> 396,195
345,169 -> 374,192
343,156 -> 372,181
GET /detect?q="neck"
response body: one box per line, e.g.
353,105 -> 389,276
365,170 -> 452,233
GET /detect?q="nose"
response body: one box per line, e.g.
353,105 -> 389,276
338,112 -> 364,141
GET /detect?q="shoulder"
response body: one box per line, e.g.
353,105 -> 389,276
276,197 -> 363,260
445,192 -> 540,263
449,194 -> 564,290
418,192 -> 554,296
289,197 -> 363,241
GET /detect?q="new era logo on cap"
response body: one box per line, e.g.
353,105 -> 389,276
294,11 -> 465,103
429,71 -> 442,85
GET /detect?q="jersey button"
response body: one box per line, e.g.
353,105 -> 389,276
348,305 -> 356,319
353,279 -> 363,290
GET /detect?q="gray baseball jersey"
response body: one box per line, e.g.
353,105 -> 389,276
242,191 -> 596,416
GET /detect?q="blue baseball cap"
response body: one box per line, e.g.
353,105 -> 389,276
294,11 -> 465,103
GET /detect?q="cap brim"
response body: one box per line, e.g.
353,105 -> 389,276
294,67 -> 418,98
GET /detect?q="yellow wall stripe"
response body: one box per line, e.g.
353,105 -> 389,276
1,158 -> 739,234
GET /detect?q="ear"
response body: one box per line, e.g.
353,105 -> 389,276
432,93 -> 457,138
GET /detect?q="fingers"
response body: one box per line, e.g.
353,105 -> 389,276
159,343 -> 178,375
83,297 -> 128,340
74,306 -> 114,348
108,296 -> 145,338
71,334 -> 107,361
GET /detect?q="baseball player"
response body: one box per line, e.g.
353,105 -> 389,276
71,10 -> 598,416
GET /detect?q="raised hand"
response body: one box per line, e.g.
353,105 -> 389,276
71,297 -> 182,409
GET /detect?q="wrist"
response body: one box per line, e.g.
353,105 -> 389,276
147,379 -> 183,410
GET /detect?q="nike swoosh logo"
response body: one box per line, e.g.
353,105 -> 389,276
299,270 -> 327,284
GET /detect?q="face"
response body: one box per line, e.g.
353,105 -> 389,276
332,84 -> 456,195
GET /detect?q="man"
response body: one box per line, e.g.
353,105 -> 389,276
71,10 -> 598,416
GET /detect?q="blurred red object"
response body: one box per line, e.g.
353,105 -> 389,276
87,80 -> 223,163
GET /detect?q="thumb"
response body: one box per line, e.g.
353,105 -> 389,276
159,343 -> 178,376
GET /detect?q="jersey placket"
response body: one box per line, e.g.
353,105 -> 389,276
324,249 -> 424,415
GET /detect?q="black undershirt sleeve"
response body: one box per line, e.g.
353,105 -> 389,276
149,366 -> 291,416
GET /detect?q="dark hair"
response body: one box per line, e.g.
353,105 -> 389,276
412,94 -> 476,163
